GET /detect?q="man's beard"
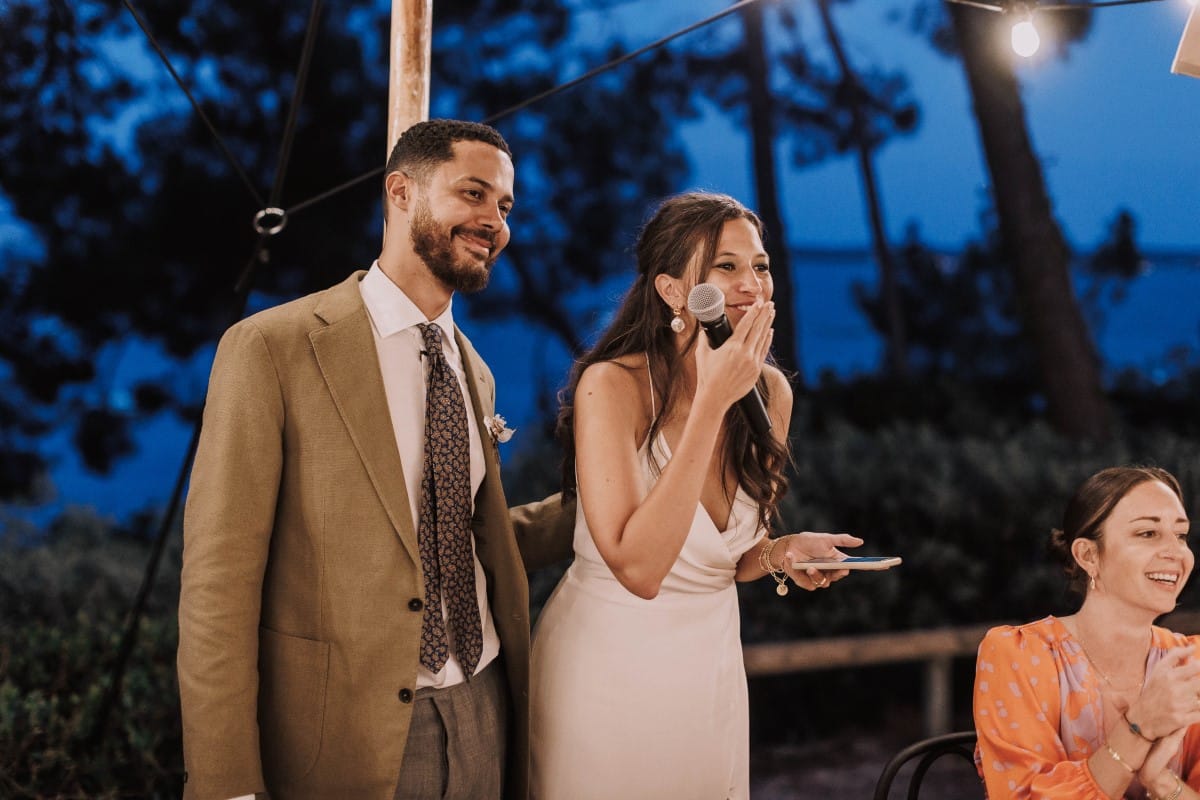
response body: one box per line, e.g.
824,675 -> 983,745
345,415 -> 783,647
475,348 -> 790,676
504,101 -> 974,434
410,200 -> 496,294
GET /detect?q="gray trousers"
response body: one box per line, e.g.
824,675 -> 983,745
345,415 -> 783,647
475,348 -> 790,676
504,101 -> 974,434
394,657 -> 508,800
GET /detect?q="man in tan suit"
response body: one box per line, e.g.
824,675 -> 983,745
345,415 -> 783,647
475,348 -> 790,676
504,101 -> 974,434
178,119 -> 572,800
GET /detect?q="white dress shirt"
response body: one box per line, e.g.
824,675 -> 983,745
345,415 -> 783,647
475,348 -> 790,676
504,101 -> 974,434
359,263 -> 500,689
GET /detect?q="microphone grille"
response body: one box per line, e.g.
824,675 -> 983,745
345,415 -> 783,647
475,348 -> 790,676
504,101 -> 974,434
686,283 -> 726,323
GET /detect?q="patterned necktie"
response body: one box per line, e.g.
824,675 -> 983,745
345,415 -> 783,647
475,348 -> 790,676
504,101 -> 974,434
416,322 -> 483,676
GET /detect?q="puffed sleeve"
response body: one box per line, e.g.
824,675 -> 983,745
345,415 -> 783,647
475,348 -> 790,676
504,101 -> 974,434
1179,634 -> 1200,790
1179,725 -> 1200,790
974,624 -> 1108,799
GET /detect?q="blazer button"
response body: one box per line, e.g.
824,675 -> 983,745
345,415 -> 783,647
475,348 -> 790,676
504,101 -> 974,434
398,688 -> 414,703
408,598 -> 423,612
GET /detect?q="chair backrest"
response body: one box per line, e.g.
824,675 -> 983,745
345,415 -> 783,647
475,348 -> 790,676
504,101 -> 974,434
872,730 -> 979,800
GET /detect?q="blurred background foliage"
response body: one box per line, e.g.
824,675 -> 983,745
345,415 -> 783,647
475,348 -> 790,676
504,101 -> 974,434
1,513 -> 181,798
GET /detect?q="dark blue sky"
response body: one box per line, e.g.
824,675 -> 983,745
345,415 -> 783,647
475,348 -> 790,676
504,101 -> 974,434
676,0 -> 1200,250
20,0 -> 1200,524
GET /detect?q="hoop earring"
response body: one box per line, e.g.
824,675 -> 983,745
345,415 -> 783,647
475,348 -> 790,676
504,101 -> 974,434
670,307 -> 685,334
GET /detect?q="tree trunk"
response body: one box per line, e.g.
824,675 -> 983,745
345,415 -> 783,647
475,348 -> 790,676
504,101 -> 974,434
815,0 -> 908,377
948,3 -> 1110,440
741,1 -> 802,383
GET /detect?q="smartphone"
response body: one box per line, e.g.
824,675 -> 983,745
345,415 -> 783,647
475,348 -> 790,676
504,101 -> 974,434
791,556 -> 902,571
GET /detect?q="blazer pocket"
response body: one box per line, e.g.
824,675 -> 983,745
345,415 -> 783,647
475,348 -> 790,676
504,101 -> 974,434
258,626 -> 330,780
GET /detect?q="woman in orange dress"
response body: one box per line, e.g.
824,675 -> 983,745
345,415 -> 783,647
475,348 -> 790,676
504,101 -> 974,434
974,466 -> 1200,800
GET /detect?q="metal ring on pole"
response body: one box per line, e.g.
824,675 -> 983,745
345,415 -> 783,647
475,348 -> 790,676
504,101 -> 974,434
253,207 -> 288,236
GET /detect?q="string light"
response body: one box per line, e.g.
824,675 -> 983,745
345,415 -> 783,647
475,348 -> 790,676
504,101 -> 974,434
1010,4 -> 1042,56
945,0 -> 1170,58
947,0 -> 1167,9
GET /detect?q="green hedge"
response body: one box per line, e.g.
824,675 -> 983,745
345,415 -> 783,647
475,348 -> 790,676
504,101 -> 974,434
501,418 -> 1200,638
0,613 -> 182,798
1,510 -> 184,798
740,419 -> 1200,641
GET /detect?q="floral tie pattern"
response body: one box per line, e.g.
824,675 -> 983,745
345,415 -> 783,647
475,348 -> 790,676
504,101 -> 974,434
416,323 -> 482,675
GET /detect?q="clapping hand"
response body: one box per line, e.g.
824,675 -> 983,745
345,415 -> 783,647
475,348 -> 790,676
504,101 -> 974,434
1139,726 -> 1186,784
1128,646 -> 1200,741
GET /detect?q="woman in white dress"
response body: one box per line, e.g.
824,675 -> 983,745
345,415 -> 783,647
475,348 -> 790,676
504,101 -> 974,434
530,192 -> 864,800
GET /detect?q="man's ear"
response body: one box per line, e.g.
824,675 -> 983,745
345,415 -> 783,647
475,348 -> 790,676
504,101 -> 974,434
384,170 -> 414,214
653,273 -> 684,311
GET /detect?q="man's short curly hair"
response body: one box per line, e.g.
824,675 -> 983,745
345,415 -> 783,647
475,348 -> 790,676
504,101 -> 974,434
384,119 -> 512,183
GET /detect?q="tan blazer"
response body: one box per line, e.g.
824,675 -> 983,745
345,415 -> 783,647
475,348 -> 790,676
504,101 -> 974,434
178,272 -> 572,800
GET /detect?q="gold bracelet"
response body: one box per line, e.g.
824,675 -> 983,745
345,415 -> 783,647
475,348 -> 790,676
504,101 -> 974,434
1105,743 -> 1137,774
760,537 -> 783,573
759,538 -> 782,576
1158,773 -> 1184,800
759,538 -> 789,596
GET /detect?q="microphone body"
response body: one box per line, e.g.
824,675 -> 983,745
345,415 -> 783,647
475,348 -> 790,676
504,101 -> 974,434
686,284 -> 773,438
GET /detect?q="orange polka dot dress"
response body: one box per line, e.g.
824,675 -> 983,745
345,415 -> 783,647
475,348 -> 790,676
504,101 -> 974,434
973,616 -> 1200,799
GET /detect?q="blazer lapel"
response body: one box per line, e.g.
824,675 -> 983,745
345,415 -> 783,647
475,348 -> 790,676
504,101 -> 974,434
456,328 -> 502,484
455,328 -> 508,546
310,273 -> 420,566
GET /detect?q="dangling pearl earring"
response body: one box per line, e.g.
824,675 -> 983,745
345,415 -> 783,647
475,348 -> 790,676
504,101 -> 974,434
1089,574 -> 1097,592
670,307 -> 685,334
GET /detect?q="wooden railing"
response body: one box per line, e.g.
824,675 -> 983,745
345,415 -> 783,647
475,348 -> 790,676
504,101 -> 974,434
743,610 -> 1200,737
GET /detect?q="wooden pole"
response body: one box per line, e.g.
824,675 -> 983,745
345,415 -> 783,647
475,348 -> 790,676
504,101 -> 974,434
1174,2 -> 1200,79
387,0 -> 433,157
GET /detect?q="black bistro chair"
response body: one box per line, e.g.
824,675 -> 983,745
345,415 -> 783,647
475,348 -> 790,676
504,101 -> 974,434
872,730 -> 979,800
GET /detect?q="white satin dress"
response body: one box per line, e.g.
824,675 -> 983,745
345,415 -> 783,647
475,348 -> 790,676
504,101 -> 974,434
530,424 -> 764,800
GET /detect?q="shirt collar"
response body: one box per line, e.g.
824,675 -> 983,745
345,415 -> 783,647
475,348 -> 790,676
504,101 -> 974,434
360,261 -> 461,360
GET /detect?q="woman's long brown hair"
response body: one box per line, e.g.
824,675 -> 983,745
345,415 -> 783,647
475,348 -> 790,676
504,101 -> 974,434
556,192 -> 791,534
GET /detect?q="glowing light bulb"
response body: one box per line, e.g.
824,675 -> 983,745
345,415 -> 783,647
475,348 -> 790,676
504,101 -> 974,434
1011,17 -> 1041,58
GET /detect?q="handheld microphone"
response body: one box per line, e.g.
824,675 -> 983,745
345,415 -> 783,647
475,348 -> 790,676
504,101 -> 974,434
686,283 -> 772,438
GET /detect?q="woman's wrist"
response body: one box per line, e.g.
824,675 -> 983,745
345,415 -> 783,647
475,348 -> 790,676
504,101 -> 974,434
1104,742 -> 1142,775
1147,771 -> 1184,800
692,382 -> 736,418
768,535 -> 788,571
758,536 -> 787,574
757,536 -> 790,596
1124,708 -> 1157,743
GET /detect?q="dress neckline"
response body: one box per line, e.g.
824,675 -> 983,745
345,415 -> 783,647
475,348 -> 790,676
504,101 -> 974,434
642,352 -> 750,535
650,431 -> 749,535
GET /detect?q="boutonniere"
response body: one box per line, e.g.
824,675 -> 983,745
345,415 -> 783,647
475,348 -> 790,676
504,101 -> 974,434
483,414 -> 516,445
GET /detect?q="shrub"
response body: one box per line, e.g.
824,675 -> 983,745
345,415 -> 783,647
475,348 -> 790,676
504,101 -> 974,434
741,419 -> 1200,641
0,509 -> 184,798
0,612 -> 183,798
